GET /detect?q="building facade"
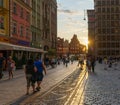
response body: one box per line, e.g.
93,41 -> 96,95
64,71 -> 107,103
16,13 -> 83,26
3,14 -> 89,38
57,37 -> 69,57
31,0 -> 42,49
69,34 -> 81,55
87,10 -> 95,56
0,0 -> 45,68
10,0 -> 31,47
41,0 -> 57,51
0,0 -> 9,43
94,0 -> 120,57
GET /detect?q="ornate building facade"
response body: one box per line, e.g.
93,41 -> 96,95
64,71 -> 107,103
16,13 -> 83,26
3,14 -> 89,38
57,37 -> 69,57
10,0 -> 31,47
41,0 -> 57,51
69,34 -> 81,55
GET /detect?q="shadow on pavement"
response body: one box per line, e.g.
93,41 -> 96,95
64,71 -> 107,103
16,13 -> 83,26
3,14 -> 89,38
9,93 -> 36,105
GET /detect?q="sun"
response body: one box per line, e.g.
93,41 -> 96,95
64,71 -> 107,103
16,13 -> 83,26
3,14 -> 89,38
84,40 -> 89,47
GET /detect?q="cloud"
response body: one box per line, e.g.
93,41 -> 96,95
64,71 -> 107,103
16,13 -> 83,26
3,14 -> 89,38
58,9 -> 78,14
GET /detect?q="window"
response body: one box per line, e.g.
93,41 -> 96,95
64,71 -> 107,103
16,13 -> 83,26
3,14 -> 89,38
12,22 -> 17,34
26,12 -> 30,22
102,1 -> 105,5
98,8 -> 101,12
111,0 -> 114,5
111,7 -> 114,12
0,17 -> 4,29
0,0 -> 3,7
116,7 -> 119,12
20,25 -> 23,36
20,8 -> 23,18
26,28 -> 29,38
107,8 -> 110,13
102,8 -> 105,13
13,2 -> 17,14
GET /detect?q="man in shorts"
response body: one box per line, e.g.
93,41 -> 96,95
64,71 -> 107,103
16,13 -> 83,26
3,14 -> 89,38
34,57 -> 47,91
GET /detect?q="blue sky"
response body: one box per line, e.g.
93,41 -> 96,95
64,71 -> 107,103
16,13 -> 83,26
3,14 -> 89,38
57,0 -> 94,45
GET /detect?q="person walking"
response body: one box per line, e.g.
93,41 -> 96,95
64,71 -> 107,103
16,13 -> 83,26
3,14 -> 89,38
34,57 -> 47,91
86,57 -> 91,72
24,59 -> 37,95
91,57 -> 96,72
0,53 -> 6,79
7,56 -> 15,79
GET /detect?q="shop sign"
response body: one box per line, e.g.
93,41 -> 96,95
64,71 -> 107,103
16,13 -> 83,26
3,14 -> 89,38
10,38 -> 30,47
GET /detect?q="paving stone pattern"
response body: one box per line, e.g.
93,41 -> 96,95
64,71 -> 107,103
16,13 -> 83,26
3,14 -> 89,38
80,62 -> 120,105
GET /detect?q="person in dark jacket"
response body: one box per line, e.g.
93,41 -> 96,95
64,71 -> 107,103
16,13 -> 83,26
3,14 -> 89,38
25,59 -> 37,95
91,57 -> 96,72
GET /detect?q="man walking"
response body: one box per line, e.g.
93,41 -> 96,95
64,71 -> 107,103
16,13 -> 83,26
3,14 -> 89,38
91,57 -> 96,72
34,57 -> 47,91
0,53 -> 6,79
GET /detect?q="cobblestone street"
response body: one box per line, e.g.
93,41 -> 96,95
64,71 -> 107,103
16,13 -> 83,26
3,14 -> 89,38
1,61 -> 120,105
22,61 -> 120,105
80,62 -> 120,105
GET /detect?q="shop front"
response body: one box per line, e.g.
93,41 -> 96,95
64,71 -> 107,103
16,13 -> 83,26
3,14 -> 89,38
0,42 -> 46,69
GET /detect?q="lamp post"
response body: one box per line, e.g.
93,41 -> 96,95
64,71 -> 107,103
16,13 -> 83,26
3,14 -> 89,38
83,10 -> 86,20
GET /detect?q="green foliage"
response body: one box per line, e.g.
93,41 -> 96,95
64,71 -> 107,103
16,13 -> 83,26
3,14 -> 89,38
47,49 -> 56,56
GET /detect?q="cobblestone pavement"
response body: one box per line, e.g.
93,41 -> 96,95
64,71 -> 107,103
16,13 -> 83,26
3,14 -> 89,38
0,61 -> 78,105
80,61 -> 120,105
22,61 -> 120,105
21,62 -> 87,105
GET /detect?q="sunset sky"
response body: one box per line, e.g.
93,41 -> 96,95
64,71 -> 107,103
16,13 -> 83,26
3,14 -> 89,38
57,0 -> 94,46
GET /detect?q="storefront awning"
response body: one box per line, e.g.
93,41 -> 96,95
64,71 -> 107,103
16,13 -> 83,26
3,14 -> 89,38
0,42 -> 47,53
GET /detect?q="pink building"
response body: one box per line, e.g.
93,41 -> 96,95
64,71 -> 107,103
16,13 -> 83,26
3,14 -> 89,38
10,0 -> 31,47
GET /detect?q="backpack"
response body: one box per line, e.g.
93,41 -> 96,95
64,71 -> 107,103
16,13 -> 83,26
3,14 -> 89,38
25,65 -> 34,75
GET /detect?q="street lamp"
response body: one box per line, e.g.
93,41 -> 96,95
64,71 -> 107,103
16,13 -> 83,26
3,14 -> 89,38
83,10 -> 86,20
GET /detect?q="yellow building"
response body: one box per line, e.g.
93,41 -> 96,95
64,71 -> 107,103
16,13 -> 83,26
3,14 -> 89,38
0,0 -> 9,42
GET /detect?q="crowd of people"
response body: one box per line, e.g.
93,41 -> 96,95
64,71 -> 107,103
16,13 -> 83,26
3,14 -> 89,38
3,53 -> 120,95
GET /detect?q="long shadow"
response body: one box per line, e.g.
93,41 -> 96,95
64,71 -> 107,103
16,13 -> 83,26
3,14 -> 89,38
9,93 -> 36,105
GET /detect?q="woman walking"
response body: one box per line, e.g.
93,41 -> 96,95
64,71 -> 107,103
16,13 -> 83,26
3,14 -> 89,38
7,56 -> 15,79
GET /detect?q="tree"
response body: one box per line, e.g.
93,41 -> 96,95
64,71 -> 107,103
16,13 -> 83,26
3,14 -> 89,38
47,49 -> 56,57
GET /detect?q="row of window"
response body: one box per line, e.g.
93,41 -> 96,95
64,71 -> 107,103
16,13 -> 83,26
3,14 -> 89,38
97,36 -> 120,41
12,22 -> 30,39
95,0 -> 120,6
96,14 -> 120,20
96,7 -> 120,13
96,21 -> 120,27
97,28 -> 120,34
13,2 -> 30,22
97,50 -> 120,56
97,42 -> 120,48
